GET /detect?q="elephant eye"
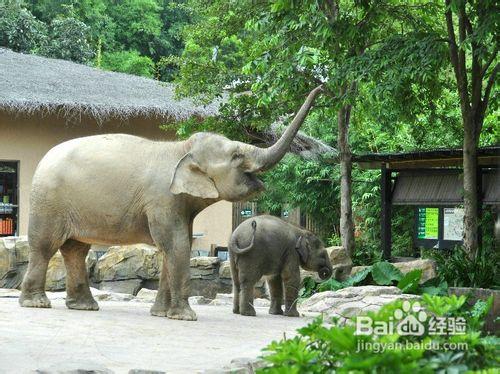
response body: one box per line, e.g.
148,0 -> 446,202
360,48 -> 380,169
231,153 -> 244,162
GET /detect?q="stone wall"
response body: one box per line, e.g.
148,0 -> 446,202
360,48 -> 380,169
0,237 -> 266,298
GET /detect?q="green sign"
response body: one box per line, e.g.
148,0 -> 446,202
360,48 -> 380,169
240,209 -> 253,218
417,208 -> 439,239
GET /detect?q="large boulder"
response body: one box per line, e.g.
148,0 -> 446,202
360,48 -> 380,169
0,236 -> 29,289
351,258 -> 437,284
94,244 -> 161,283
298,286 -> 419,321
45,252 -> 66,291
327,246 -> 353,281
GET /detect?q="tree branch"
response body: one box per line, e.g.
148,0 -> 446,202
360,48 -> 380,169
481,45 -> 498,78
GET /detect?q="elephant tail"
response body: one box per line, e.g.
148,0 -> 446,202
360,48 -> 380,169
230,220 -> 257,255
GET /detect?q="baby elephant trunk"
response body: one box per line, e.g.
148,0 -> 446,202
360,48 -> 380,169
318,266 -> 333,280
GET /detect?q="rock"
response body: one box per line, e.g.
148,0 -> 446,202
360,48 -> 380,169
326,246 -> 353,281
190,257 -> 220,280
229,357 -> 267,373
99,279 -> 143,295
35,360 -> 113,373
350,259 -> 437,284
189,295 -> 212,305
134,288 -> 158,302
393,259 -> 437,283
219,261 -> 232,279
0,236 -> 29,289
94,245 -> 161,283
298,286 -> 419,319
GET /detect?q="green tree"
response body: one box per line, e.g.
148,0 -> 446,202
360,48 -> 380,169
101,50 -> 155,77
42,17 -> 94,63
0,0 -> 47,53
443,0 -> 498,258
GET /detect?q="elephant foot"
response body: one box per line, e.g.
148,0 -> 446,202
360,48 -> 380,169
150,299 -> 171,317
167,305 -> 197,321
233,306 -> 240,314
66,296 -> 99,311
269,306 -> 283,315
19,291 -> 51,308
240,305 -> 256,317
284,308 -> 300,317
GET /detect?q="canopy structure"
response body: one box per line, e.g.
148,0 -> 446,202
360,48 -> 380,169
354,146 -> 500,258
0,48 -> 219,123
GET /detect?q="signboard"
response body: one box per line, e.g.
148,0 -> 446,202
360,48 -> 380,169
443,208 -> 464,241
417,208 -> 439,239
240,209 -> 253,218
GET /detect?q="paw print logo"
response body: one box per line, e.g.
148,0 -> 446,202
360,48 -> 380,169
394,301 -> 427,336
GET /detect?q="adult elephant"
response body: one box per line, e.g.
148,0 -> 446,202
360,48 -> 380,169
19,85 -> 323,321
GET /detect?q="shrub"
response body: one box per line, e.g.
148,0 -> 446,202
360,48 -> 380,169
101,50 -> 155,77
259,295 -> 499,373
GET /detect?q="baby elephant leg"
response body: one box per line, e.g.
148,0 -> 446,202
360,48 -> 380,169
239,273 -> 259,316
230,256 -> 240,314
267,275 -> 283,315
282,270 -> 301,317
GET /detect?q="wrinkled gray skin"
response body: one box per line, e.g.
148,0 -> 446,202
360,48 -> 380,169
19,86 -> 323,321
229,215 -> 332,317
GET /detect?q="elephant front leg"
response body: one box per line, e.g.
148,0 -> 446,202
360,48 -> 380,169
282,270 -> 300,317
239,274 -> 259,316
151,253 -> 171,317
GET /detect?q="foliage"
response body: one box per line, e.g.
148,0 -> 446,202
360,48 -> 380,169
101,50 -> 155,78
43,17 -> 94,63
259,296 -> 499,373
300,261 -> 448,299
0,0 -> 47,53
424,244 -> 500,290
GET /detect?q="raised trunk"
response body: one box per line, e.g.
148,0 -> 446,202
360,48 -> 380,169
338,104 -> 355,258
250,85 -> 323,172
463,116 -> 479,259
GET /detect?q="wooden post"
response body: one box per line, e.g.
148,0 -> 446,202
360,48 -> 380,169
381,164 -> 392,260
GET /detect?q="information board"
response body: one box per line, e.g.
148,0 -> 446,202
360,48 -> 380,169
417,207 -> 439,239
443,207 -> 464,241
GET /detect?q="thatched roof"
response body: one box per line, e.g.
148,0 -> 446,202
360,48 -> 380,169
0,48 -> 219,123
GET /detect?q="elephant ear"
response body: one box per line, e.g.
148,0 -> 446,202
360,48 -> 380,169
295,235 -> 309,263
170,153 -> 219,199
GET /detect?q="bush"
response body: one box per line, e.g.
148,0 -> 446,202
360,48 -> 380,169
101,50 -> 155,77
300,261 -> 448,299
0,1 -> 47,53
424,245 -> 499,290
42,17 -> 94,63
259,295 -> 499,373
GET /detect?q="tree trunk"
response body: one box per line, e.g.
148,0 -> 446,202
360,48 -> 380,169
337,104 -> 355,257
462,116 -> 479,259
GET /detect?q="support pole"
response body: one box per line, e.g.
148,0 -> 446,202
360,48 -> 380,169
381,164 -> 392,260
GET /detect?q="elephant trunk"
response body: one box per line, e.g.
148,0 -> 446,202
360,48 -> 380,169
230,220 -> 257,255
248,85 -> 323,172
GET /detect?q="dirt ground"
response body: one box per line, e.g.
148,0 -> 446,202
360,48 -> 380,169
0,295 -> 307,373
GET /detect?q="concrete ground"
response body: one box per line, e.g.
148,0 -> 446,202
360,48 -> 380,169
0,294 -> 307,374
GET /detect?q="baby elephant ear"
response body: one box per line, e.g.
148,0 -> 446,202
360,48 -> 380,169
170,153 -> 219,199
295,235 -> 309,263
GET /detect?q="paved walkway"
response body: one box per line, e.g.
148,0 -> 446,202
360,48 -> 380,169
0,295 -> 307,373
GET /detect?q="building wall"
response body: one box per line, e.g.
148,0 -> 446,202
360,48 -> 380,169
0,111 -> 232,248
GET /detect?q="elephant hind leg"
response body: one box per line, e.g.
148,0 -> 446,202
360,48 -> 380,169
60,240 -> 98,311
267,275 -> 284,315
229,254 -> 240,314
19,239 -> 61,308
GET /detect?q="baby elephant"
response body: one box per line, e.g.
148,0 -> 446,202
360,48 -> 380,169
228,215 -> 333,317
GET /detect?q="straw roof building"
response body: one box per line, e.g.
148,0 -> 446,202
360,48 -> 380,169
0,48 -> 230,249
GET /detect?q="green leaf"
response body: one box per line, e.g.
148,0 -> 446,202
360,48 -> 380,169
397,269 -> 422,294
371,262 -> 403,285
343,266 -> 372,287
